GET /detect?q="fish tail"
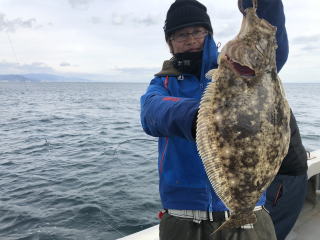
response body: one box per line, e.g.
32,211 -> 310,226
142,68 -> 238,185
212,212 -> 257,234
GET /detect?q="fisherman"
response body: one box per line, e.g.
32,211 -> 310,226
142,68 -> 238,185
140,0 -> 308,239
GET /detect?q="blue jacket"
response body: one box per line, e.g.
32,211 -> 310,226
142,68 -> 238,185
140,0 -> 288,211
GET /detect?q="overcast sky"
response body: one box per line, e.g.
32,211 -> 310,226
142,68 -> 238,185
0,0 -> 319,82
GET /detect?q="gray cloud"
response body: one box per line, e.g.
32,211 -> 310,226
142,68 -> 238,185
111,13 -> 127,26
90,16 -> 102,24
115,66 -> 159,75
0,61 -> 156,82
60,62 -> 71,67
0,13 -> 36,32
111,13 -> 160,26
132,15 -> 158,26
215,20 -> 240,39
0,61 -> 54,74
300,45 -> 320,52
68,0 -> 94,10
60,70 -> 156,82
292,34 -> 320,45
291,34 -> 320,53
214,9 -> 241,20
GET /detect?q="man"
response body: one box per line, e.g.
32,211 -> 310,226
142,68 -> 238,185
140,0 -> 307,239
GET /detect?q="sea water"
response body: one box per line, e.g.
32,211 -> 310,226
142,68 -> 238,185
0,82 -> 319,240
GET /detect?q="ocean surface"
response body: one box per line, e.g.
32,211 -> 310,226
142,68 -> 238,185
0,82 -> 319,240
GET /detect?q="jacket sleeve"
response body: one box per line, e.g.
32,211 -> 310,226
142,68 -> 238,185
140,77 -> 199,141
242,0 -> 289,72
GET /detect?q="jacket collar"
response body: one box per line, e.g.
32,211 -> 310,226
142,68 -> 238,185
155,35 -> 219,78
154,58 -> 181,77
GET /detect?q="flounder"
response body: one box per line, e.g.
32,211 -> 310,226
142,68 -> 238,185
196,0 -> 290,231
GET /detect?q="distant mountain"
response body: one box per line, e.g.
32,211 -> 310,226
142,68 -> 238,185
0,73 -> 91,82
23,73 -> 91,82
0,74 -> 36,82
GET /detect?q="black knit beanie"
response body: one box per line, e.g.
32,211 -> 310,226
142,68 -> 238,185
164,0 -> 213,41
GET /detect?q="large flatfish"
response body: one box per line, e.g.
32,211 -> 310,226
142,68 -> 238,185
196,0 -> 290,231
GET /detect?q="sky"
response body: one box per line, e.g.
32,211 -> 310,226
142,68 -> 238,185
0,0 -> 319,82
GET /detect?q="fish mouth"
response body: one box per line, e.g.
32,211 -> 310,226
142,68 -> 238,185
226,55 -> 255,77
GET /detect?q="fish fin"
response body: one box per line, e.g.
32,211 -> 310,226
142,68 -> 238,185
205,69 -> 218,81
253,0 -> 258,9
277,75 -> 287,98
211,212 -> 257,234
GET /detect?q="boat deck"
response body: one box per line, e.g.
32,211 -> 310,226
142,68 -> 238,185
286,193 -> 320,240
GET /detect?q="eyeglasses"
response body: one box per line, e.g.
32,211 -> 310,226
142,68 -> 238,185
170,30 -> 208,43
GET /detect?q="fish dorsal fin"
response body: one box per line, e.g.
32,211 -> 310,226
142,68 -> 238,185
238,0 -> 258,14
252,0 -> 257,9
205,69 -> 219,81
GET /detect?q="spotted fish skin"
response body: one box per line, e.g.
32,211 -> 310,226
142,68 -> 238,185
196,4 -> 290,231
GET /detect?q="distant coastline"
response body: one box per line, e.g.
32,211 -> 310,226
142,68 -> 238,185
0,74 -> 318,84
0,73 -> 91,82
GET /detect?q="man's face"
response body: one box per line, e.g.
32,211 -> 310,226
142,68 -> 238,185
169,26 -> 208,54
